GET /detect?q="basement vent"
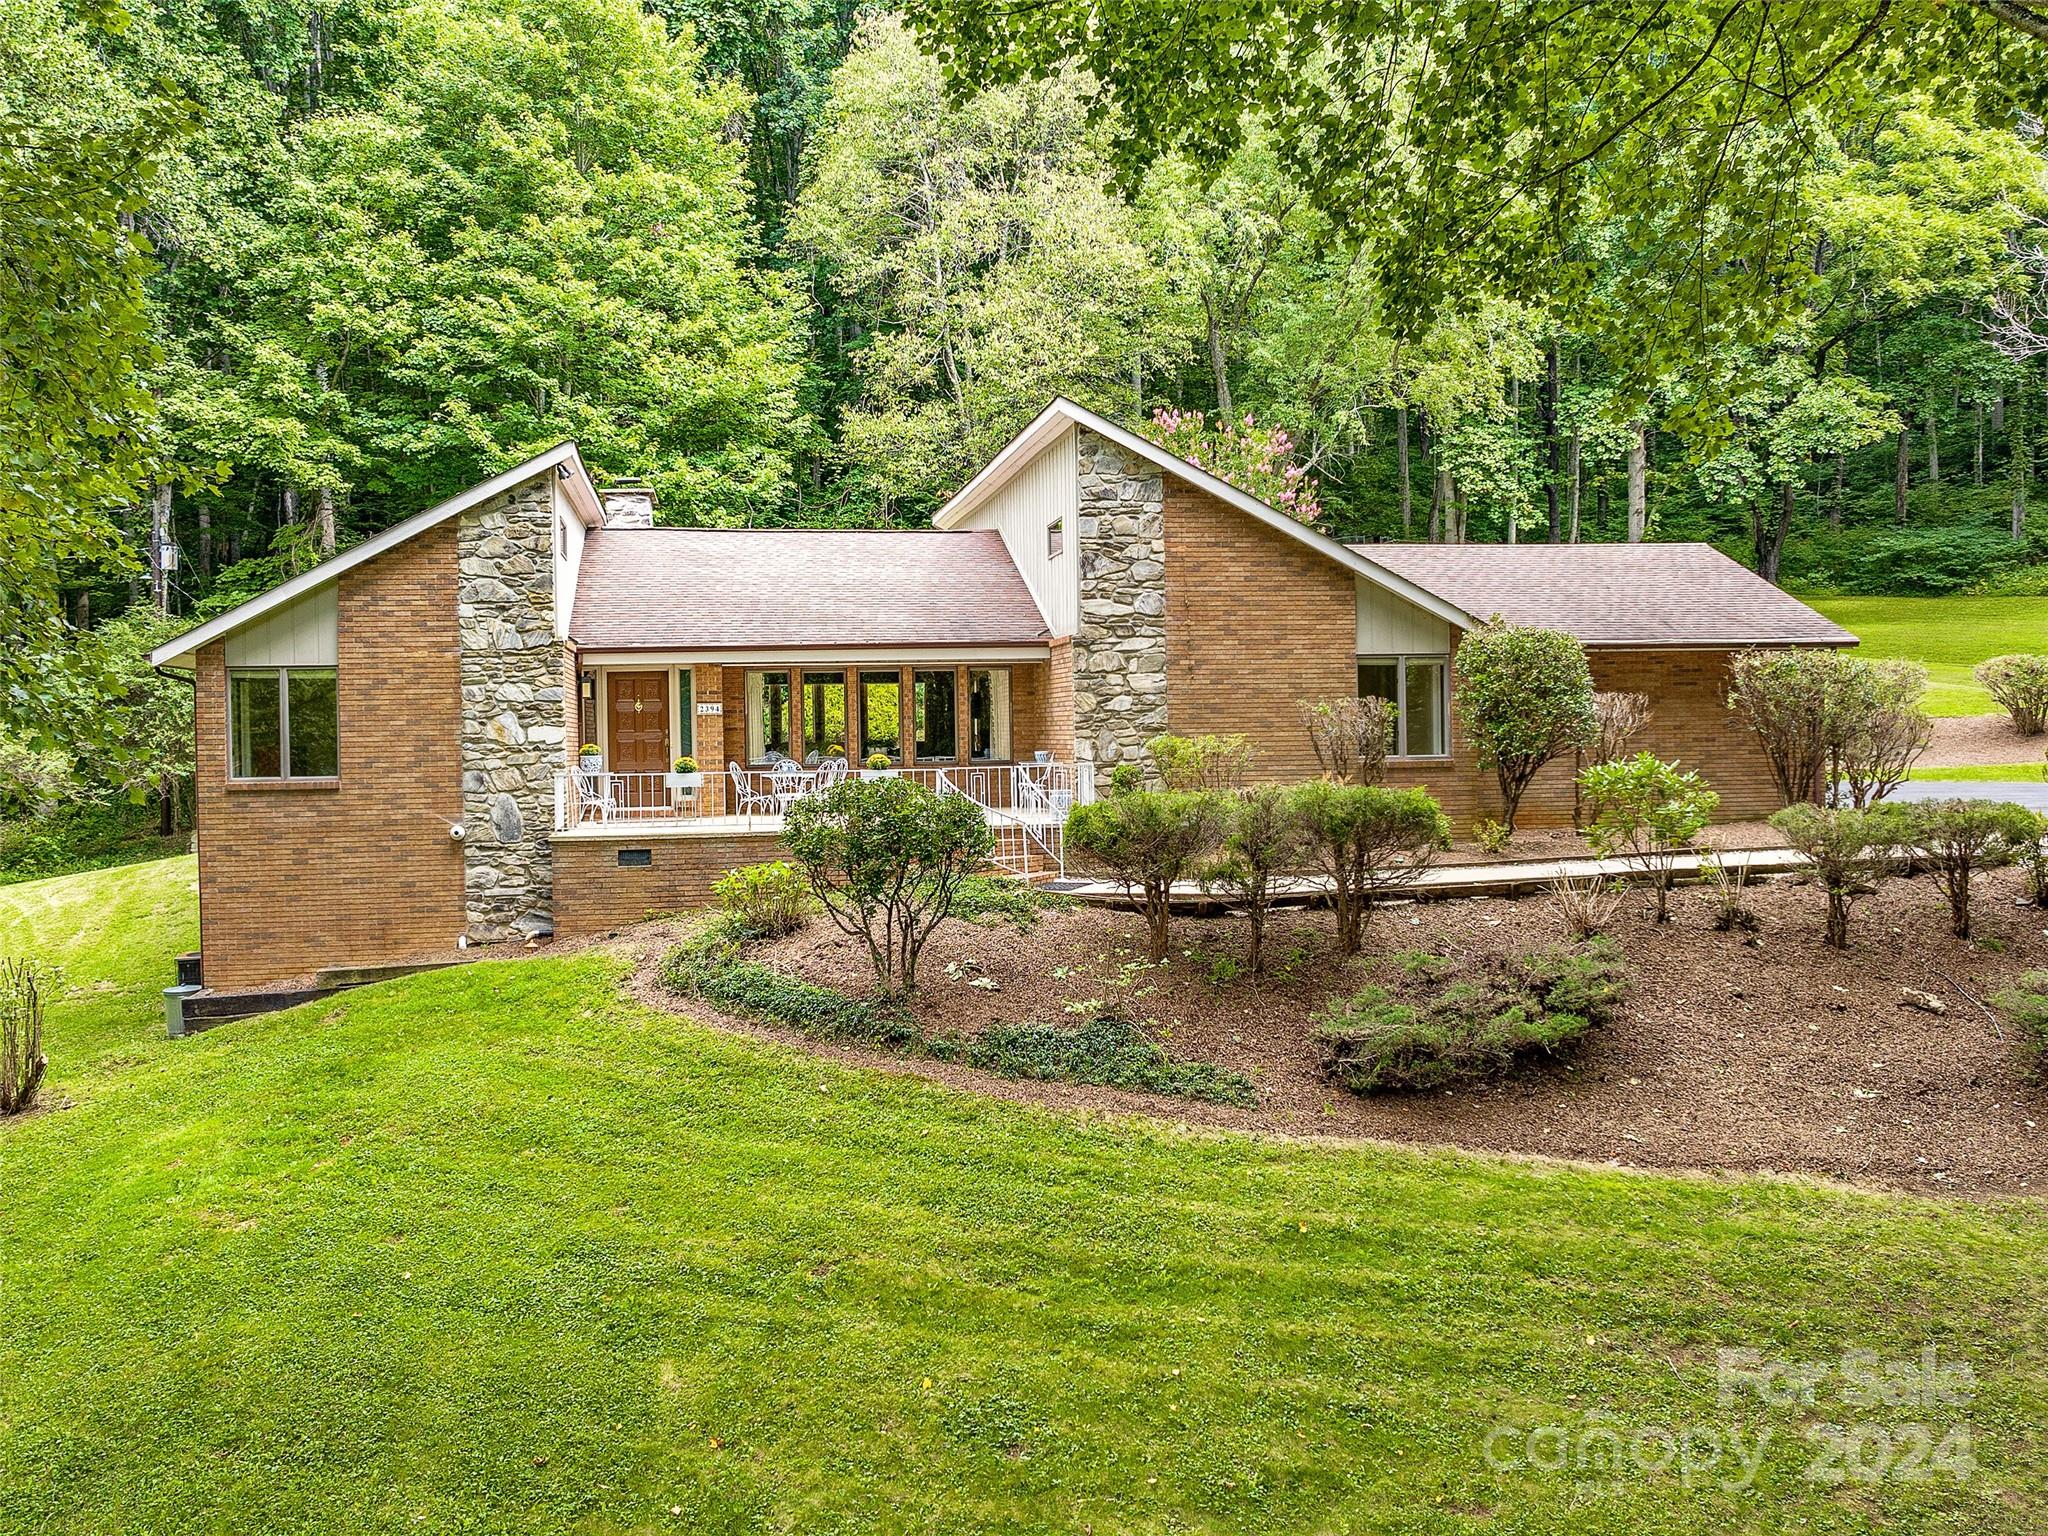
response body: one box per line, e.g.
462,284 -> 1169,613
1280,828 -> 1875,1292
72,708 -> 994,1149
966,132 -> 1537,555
616,848 -> 653,868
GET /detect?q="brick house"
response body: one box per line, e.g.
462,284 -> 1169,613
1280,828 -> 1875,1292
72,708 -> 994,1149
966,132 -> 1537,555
152,399 -> 1852,989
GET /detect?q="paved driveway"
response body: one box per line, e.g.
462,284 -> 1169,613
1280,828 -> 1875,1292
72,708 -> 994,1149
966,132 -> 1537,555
1882,779 -> 2048,810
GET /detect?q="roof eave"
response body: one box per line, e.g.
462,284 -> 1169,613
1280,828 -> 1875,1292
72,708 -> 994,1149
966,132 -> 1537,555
148,443 -> 592,669
936,397 -> 1479,631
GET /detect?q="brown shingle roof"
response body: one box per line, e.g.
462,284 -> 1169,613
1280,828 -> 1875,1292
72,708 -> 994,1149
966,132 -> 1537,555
1351,542 -> 1855,648
571,527 -> 1051,651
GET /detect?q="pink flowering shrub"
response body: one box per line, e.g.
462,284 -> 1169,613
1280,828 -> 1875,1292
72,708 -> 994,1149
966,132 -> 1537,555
1146,408 -> 1323,524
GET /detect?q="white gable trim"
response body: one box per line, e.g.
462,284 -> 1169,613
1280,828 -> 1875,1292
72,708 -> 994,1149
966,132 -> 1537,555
150,443 -> 600,670
933,398 -> 1478,631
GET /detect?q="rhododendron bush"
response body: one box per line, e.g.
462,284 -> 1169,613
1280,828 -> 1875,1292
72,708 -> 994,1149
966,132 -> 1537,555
1145,408 -> 1323,524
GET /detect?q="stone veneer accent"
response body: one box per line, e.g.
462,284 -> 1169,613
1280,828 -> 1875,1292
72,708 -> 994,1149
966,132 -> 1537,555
1072,427 -> 1168,765
458,475 -> 564,940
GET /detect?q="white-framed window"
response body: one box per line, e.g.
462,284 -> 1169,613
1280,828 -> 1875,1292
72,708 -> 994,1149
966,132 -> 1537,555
1358,655 -> 1449,758
229,666 -> 339,779
1046,517 -> 1064,559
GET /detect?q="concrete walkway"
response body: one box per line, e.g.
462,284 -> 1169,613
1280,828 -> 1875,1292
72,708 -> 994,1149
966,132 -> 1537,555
1048,845 -> 1813,909
1882,780 -> 2048,811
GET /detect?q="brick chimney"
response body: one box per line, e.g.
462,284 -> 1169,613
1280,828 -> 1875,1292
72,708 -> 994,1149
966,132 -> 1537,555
598,479 -> 655,529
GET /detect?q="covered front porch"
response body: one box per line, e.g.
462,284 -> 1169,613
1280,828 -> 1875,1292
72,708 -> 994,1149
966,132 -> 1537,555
556,647 -> 1088,878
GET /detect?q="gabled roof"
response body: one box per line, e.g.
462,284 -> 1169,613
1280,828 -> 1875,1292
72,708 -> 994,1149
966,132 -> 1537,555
1355,542 -> 1856,649
572,527 -> 1051,652
933,397 -> 1478,630
149,443 -> 601,670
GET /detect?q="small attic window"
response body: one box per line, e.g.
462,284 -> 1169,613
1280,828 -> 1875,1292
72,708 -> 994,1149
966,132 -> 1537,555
1046,518 -> 1064,559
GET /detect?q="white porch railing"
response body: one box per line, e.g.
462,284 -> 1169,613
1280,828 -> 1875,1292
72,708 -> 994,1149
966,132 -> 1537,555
553,759 -> 1095,877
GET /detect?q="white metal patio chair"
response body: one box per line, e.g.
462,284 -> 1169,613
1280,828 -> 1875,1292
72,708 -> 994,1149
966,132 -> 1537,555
574,759 -> 619,823
729,760 -> 776,815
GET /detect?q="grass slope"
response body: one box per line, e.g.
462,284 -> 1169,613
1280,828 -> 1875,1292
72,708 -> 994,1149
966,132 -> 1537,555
3,860 -> 2045,1534
1813,596 -> 2048,717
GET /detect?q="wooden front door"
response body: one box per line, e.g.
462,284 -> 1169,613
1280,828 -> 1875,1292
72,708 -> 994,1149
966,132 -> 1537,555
606,672 -> 670,775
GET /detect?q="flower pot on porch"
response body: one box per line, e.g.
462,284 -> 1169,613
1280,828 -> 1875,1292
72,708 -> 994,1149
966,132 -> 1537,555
664,771 -> 705,791
860,769 -> 899,781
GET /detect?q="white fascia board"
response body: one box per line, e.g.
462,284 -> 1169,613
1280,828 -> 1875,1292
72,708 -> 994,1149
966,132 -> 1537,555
150,443 -> 594,670
934,398 -> 1478,631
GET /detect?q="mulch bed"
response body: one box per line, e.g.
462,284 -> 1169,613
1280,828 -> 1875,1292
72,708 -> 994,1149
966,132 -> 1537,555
1924,713 -> 2042,769
642,869 -> 2048,1199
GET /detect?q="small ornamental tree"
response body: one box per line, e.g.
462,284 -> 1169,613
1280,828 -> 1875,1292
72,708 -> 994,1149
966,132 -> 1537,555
1768,803 -> 1908,950
1577,753 -> 1719,922
1290,781 -> 1451,954
783,777 -> 993,994
1899,799 -> 2045,940
1064,789 -> 1229,961
1146,732 -> 1254,791
1976,654 -> 2048,736
1832,660 -> 1932,809
1203,785 -> 1308,973
1298,696 -> 1396,784
1454,620 -> 1597,830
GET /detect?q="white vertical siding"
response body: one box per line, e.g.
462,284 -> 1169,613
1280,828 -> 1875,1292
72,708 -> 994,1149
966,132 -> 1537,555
223,582 -> 338,666
553,478 -> 587,640
953,426 -> 1078,636
1355,577 -> 1453,656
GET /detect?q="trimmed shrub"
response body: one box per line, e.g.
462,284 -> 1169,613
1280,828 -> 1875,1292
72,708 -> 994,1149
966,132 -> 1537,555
1768,802 -> 1909,949
1290,781 -> 1451,954
1454,620 -> 1598,829
711,861 -> 809,938
1203,785 -> 1308,973
783,777 -> 993,994
965,1015 -> 1256,1105
1832,659 -> 1932,809
1315,941 -> 1628,1093
1989,972 -> 2048,1080
1298,696 -> 1396,784
1898,799 -> 2045,940
1145,732 -> 1254,791
1065,789 -> 1229,961
1105,761 -> 1144,797
1,959 -> 48,1115
1728,649 -> 1931,809
1976,654 -> 2048,736
1577,752 -> 1719,922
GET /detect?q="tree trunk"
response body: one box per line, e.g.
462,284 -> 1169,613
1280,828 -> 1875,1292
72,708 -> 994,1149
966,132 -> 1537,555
1756,481 -> 1794,584
1825,889 -> 1849,950
1927,407 -> 1940,487
1204,298 -> 1231,416
1596,477 -> 1610,540
196,501 -> 212,579
315,485 -> 336,554
1894,427 -> 1910,525
1626,424 -> 1647,542
282,485 -> 300,529
1830,453 -> 1845,529
1542,340 -> 1561,542
1567,431 -> 1582,542
1975,399 -> 1985,487
1396,403 -> 1411,536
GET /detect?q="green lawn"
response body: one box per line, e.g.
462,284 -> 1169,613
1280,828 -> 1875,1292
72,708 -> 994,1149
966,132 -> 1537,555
1907,763 -> 2047,782
1813,596 -> 2048,716
3,859 -> 2045,1533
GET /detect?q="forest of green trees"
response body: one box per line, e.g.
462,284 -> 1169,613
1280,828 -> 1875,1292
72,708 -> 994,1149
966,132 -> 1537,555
5,0 -> 2048,846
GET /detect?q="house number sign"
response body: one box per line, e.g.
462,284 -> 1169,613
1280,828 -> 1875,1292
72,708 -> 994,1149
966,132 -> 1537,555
697,702 -> 722,715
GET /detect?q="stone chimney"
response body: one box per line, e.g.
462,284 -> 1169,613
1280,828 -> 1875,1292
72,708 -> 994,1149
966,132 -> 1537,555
598,479 -> 656,529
